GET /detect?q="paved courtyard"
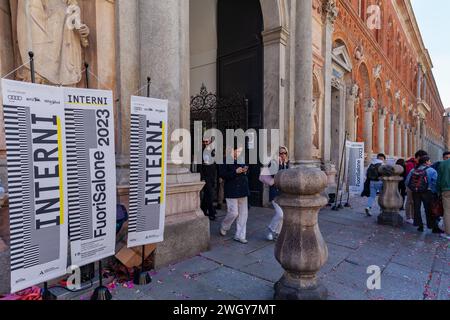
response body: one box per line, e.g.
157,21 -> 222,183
98,197 -> 448,300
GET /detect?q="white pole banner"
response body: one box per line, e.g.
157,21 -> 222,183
64,87 -> 117,267
345,141 -> 365,195
128,96 -> 168,248
1,79 -> 68,293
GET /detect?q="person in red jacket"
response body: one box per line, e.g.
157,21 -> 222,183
404,150 -> 428,224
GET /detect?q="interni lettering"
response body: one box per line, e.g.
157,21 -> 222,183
145,121 -> 163,206
31,114 -> 61,230
92,151 -> 107,238
67,95 -> 108,105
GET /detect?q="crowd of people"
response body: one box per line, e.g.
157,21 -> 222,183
363,150 -> 450,240
199,140 -> 450,244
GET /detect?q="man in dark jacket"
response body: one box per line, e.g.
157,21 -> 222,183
404,150 -> 428,224
219,146 -> 250,244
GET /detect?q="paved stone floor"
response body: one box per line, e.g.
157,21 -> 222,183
96,197 -> 449,300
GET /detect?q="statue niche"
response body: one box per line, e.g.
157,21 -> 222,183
12,0 -> 89,85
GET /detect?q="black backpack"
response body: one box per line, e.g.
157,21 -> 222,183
367,163 -> 382,181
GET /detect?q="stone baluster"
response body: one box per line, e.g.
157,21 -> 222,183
377,165 -> 404,227
273,166 -> 329,300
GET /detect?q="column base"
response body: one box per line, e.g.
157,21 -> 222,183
274,274 -> 328,300
377,211 -> 404,227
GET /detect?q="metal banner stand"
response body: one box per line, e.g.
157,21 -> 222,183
27,51 -> 57,301
86,63 -> 112,300
332,131 -> 348,211
133,77 -> 153,286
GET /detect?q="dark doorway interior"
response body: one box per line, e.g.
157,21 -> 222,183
217,0 -> 264,207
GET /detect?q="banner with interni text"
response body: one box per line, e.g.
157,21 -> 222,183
345,141 -> 365,195
64,87 -> 117,267
128,96 -> 168,248
1,79 -> 68,293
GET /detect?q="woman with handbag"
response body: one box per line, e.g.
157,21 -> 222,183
259,146 -> 290,241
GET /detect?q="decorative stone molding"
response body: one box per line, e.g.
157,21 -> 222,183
354,44 -> 364,61
385,80 -> 391,90
395,90 -> 401,100
373,64 -> 382,78
262,26 -> 290,46
349,83 -> 359,98
331,77 -> 342,89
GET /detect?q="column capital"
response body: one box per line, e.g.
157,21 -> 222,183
379,107 -> 388,117
365,98 -> 376,113
323,0 -> 339,25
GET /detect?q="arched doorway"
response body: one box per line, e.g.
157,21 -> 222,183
217,0 -> 264,206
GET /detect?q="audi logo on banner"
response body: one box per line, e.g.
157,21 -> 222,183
8,95 -> 23,102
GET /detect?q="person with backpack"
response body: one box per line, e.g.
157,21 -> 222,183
437,151 -> 450,240
404,150 -> 428,224
406,156 -> 443,233
365,153 -> 386,217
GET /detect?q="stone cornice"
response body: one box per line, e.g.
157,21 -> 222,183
262,26 -> 289,46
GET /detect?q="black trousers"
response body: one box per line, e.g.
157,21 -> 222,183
201,180 -> 216,217
412,191 -> 436,229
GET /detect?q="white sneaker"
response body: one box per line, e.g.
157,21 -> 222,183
220,227 -> 227,236
266,231 -> 275,241
365,207 -> 372,217
406,219 -> 414,225
440,234 -> 450,241
233,237 -> 248,244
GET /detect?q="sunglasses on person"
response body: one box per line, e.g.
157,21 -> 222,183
279,152 -> 287,155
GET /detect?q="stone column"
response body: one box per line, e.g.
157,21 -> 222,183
403,124 -> 409,158
389,114 -> 395,157
377,165 -> 404,227
116,0 -> 140,186
262,26 -> 289,149
274,167 -> 328,300
322,0 -> 338,163
346,84 -> 359,142
364,98 -> 375,156
294,0 -> 314,164
396,119 -> 403,157
138,0 -> 208,268
378,107 -> 387,154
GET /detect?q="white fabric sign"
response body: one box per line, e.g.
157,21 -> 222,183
128,96 -> 168,248
1,79 -> 68,293
64,87 -> 117,267
345,141 -> 365,195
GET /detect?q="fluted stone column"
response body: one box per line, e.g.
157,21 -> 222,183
378,107 -> 387,154
274,167 -> 329,300
346,84 -> 359,142
389,114 -> 395,157
403,124 -> 409,158
294,0 -> 314,164
364,98 -> 376,155
322,0 -> 338,163
138,0 -> 208,268
396,119 -> 403,157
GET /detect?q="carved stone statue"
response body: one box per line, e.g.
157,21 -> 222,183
15,0 -> 89,85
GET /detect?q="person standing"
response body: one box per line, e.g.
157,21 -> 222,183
200,138 -> 217,221
219,146 -> 250,244
438,152 -> 450,240
404,150 -> 428,224
365,154 -> 386,217
259,147 -> 290,241
406,156 -> 442,233
396,159 -> 407,211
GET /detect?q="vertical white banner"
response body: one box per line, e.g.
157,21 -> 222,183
346,141 -> 365,195
64,87 -> 117,267
1,79 -> 68,293
128,96 -> 168,248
